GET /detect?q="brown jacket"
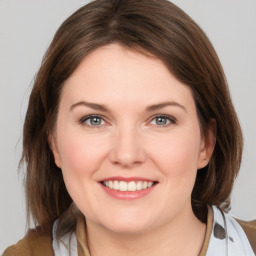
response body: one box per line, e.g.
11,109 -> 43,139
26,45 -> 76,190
2,228 -> 54,256
236,219 -> 256,254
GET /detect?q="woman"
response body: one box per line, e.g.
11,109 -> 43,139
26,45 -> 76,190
3,0 -> 256,255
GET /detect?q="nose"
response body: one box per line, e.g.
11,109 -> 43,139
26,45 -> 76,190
109,126 -> 146,168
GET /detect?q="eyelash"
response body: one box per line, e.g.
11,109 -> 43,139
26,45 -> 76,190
79,114 -> 176,128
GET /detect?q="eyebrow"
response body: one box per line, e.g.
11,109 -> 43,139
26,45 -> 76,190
70,101 -> 108,112
70,101 -> 186,113
146,101 -> 187,112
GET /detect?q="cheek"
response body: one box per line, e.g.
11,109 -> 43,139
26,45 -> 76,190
56,133 -> 108,207
149,128 -> 202,177
62,142 -> 86,174
149,128 -> 202,208
57,132 -> 108,176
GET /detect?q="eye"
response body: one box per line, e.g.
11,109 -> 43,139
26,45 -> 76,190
80,115 -> 106,127
150,115 -> 176,126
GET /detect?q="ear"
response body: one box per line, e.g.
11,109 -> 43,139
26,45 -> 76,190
197,119 -> 216,169
48,133 -> 62,168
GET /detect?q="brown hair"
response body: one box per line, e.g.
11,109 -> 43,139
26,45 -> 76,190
21,0 -> 243,235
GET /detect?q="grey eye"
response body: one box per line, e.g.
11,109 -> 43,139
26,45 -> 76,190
155,116 -> 169,125
90,117 -> 102,125
82,115 -> 106,126
150,115 -> 175,126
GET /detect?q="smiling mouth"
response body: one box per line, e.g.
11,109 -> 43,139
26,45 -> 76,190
101,180 -> 158,192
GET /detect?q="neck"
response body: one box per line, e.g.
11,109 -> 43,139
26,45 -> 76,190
85,206 -> 206,256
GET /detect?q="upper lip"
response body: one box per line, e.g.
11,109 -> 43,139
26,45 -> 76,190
99,176 -> 157,182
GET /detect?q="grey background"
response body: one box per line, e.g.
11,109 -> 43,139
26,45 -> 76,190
0,0 -> 255,252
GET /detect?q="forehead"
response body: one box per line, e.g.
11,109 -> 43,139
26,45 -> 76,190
68,43 -> 169,83
61,43 -> 195,111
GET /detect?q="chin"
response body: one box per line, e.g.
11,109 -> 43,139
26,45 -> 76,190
99,212 -> 156,235
105,222 -> 151,235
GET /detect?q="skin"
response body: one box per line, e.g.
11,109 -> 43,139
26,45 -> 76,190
50,43 -> 215,256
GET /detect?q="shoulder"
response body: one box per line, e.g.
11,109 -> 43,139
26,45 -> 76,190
2,228 -> 54,256
236,218 -> 256,254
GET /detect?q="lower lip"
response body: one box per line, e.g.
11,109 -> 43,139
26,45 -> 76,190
100,183 -> 157,200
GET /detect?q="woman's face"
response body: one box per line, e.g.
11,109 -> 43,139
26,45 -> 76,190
50,43 -> 212,234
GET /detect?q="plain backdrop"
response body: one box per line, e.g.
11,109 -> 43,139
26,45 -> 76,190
0,0 -> 255,252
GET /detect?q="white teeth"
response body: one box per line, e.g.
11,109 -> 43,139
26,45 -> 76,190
113,180 -> 119,190
136,181 -> 142,190
142,181 -> 148,189
147,182 -> 153,188
128,181 -> 136,191
103,180 -> 155,191
119,181 -> 127,191
109,180 -> 113,189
